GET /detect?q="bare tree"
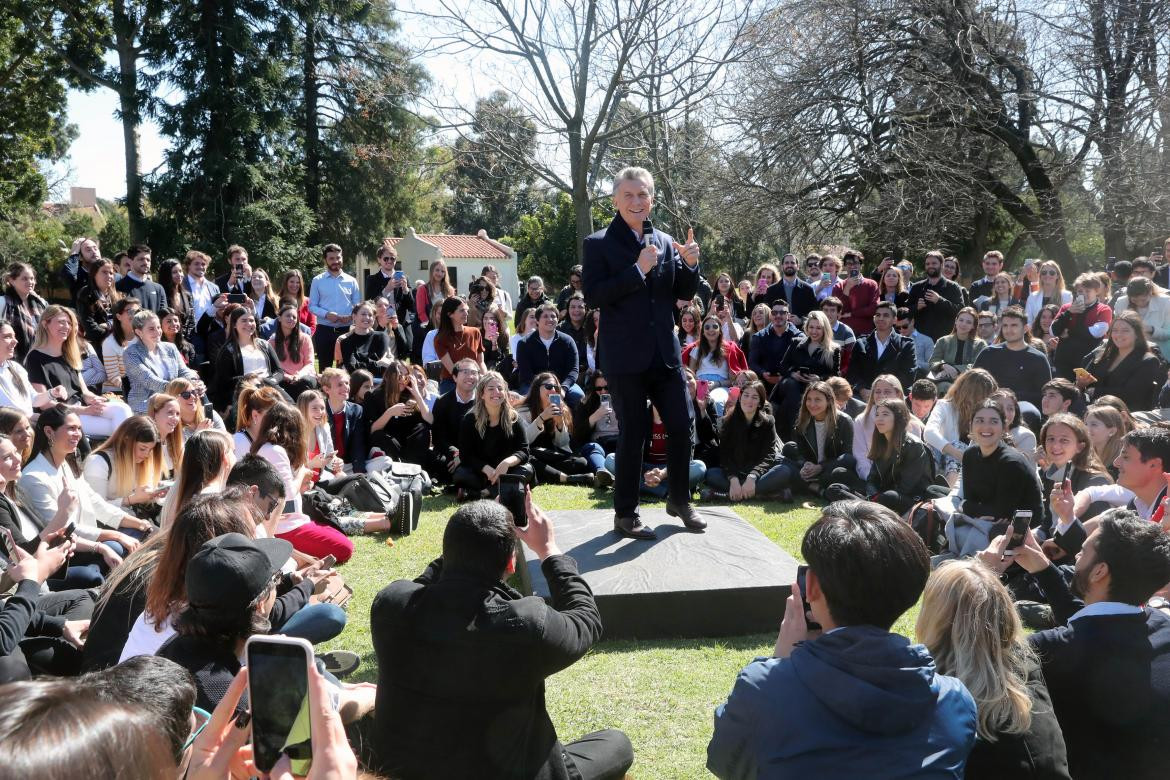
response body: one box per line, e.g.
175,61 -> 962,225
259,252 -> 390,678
412,0 -> 752,259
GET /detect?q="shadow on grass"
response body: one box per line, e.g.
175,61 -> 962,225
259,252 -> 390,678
590,632 -> 775,656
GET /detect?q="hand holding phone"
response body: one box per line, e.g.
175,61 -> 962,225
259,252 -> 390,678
1006,510 -> 1032,551
696,380 -> 709,402
246,636 -> 316,774
796,565 -> 822,630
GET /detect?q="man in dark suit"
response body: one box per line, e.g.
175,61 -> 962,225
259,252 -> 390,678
583,167 -> 705,539
115,244 -> 166,313
213,244 -> 251,295
365,243 -> 416,325
370,500 -> 633,780
1008,510 -> 1170,780
906,251 -> 965,341
967,250 -> 1004,303
845,301 -> 917,397
321,367 -> 368,473
764,253 -> 817,325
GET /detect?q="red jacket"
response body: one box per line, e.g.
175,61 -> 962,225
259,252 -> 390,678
681,339 -> 749,377
831,277 -> 880,336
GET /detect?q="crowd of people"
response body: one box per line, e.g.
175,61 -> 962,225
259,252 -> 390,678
2,226 -> 1170,778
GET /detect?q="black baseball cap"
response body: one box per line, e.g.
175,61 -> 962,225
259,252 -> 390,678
185,533 -> 292,615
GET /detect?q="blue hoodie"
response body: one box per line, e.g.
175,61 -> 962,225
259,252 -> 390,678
707,625 -> 976,779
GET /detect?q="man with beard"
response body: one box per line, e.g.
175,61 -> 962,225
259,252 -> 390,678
906,250 -> 965,341
764,253 -> 817,325
831,250 -> 880,336
1006,509 -> 1170,780
972,307 -> 1052,409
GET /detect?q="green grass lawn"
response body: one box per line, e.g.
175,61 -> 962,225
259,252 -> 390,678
328,485 -> 921,779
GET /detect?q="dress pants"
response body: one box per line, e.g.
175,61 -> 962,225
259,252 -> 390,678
563,728 -> 635,780
608,360 -> 694,517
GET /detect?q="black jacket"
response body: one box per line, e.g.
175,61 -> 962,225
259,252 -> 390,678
337,330 -> 390,375
209,339 -> 283,412
784,412 -> 856,470
457,413 -> 529,476
718,411 -> 781,481
370,555 -> 602,780
582,215 -> 699,374
77,285 -> 115,349
764,277 -> 818,321
1030,605 -> 1170,780
959,442 -> 1044,524
964,664 -> 1071,780
865,435 -> 936,500
158,633 -> 243,715
115,274 -> 166,313
777,337 -> 841,381
326,399 -> 368,473
846,331 -> 917,391
1084,346 -> 1164,412
906,276 -> 965,340
748,325 -> 801,377
431,389 -> 474,459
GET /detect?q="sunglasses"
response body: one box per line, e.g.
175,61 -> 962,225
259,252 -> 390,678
541,383 -> 560,391
178,390 -> 203,399
897,324 -> 912,331
1040,269 -> 1058,276
702,323 -> 721,330
594,383 -> 608,390
771,311 -> 789,317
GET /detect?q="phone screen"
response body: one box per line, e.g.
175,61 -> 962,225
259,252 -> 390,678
696,380 -> 709,401
394,271 -> 405,281
497,475 -> 527,527
1007,511 -> 1031,550
319,554 -> 337,569
549,394 -> 562,409
247,639 -> 313,774
0,527 -> 17,559
227,292 -> 248,304
796,565 -> 822,630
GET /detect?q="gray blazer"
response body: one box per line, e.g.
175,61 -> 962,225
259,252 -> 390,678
124,340 -> 199,412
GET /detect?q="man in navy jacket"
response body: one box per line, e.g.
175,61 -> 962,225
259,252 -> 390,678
1012,510 -> 1170,780
321,368 -> 368,473
583,167 -> 705,538
708,500 -> 976,779
764,254 -> 817,325
515,303 -> 582,403
846,302 -> 917,397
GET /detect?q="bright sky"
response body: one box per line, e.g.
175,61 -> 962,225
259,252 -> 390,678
57,3 -> 503,201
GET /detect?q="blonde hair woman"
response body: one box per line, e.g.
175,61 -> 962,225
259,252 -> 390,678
452,371 -> 530,501
1024,261 -> 1072,326
25,305 -> 133,438
917,560 -> 1068,778
923,368 -> 998,486
146,393 -> 183,476
82,415 -> 167,515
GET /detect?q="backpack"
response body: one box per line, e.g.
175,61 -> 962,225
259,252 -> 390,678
906,499 -> 948,555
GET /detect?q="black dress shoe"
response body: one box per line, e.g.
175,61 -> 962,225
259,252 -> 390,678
665,502 -> 707,531
613,515 -> 656,540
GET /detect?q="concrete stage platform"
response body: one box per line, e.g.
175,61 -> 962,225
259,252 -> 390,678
518,507 -> 799,640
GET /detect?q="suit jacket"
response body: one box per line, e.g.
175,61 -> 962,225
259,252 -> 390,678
326,399 -> 367,473
213,273 -> 248,296
115,275 -> 166,313
582,215 -> 699,374
846,331 -> 917,391
370,555 -> 602,780
764,277 -> 817,321
123,340 -> 201,413
1030,607 -> 1170,780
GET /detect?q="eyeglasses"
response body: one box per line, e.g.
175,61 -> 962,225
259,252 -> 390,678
182,706 -> 212,751
541,383 -> 560,391
806,262 -> 820,269
1040,269 -> 1058,276
178,390 -> 203,399
771,311 -> 788,317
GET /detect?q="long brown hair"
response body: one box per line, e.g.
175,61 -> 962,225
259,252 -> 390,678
521,371 -> 574,436
943,368 -> 998,441
868,398 -> 911,462
163,429 -> 233,528
379,360 -> 410,408
277,269 -> 307,309
1039,412 -> 1110,480
251,402 -> 307,470
235,382 -> 283,433
795,381 -> 839,441
271,301 -> 306,364
691,315 -> 725,366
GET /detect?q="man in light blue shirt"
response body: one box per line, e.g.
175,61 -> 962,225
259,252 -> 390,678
309,243 -> 362,369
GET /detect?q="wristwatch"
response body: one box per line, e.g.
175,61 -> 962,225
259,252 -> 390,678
1148,596 -> 1170,610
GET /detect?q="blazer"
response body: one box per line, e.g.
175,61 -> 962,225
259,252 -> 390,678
1084,347 -> 1164,412
1030,608 -> 1170,780
963,664 -> 1070,780
784,412 -> 856,471
326,399 -> 368,473
845,331 -> 917,391
370,555 -> 602,780
123,340 -> 201,413
209,339 -> 282,412
114,275 -> 166,313
718,412 -> 782,481
776,337 -> 841,380
763,277 -> 817,321
927,335 -> 987,375
582,214 -> 699,374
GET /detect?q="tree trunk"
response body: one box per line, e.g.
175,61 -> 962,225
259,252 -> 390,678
569,124 -> 593,262
112,0 -> 144,241
303,6 -> 320,241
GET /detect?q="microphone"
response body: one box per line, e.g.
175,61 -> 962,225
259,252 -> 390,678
642,219 -> 661,277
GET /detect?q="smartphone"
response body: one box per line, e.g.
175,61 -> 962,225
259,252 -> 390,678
549,393 -> 562,409
246,635 -> 314,774
696,380 -> 709,402
0,526 -> 18,560
795,565 -> 822,631
497,474 -> 528,528
202,398 -> 216,420
235,263 -> 245,275
1006,510 -> 1032,551
484,318 -> 499,340
599,393 -> 611,408
727,386 -> 741,406
757,278 -> 768,294
393,270 -> 405,282
227,292 -> 248,304
849,268 -> 860,278
1074,294 -> 1085,306
49,520 -> 76,549
319,554 -> 337,569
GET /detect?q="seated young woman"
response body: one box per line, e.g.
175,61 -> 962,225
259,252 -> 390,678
17,405 -> 145,575
682,314 -> 749,417
770,381 -> 859,501
685,367 -> 721,469
25,307 -> 133,439
158,429 -> 236,529
771,311 -> 841,439
0,323 -> 66,415
926,307 -> 986,395
231,383 -> 283,459
0,409 -> 33,464
165,377 -> 226,439
333,301 -> 391,378
703,379 -> 784,501
571,370 -> 620,483
145,393 -> 183,478
250,402 -> 353,563
924,368 -> 998,487
363,359 -> 434,470
1079,310 -> 1163,412
945,398 -> 1044,558
852,374 -> 921,483
517,371 -> 596,487
100,298 -> 139,396
989,389 -> 1037,463
1034,412 -> 1112,543
269,301 -> 318,400
159,306 -> 196,367
1084,403 -> 1129,481
453,371 -> 533,501
209,307 -> 287,414
853,398 -> 942,515
82,416 -> 169,525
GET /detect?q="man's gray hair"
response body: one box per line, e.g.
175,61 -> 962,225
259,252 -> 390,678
612,167 -> 655,197
132,309 -> 160,331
